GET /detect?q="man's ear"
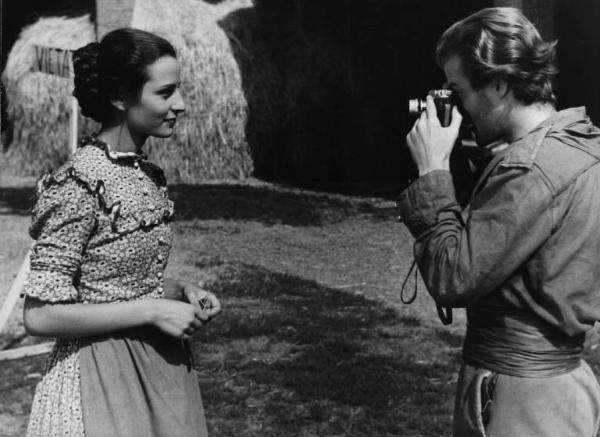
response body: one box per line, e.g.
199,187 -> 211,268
494,78 -> 510,98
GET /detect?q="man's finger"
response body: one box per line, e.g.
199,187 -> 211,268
426,95 -> 438,121
449,105 -> 463,130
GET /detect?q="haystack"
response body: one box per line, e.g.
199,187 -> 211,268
1,16 -> 97,175
131,0 -> 282,182
2,0 -> 282,182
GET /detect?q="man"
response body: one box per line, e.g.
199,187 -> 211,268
398,7 -> 600,437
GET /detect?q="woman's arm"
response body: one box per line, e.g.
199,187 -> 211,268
24,291 -> 206,339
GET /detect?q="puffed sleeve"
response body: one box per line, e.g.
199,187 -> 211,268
23,177 -> 98,302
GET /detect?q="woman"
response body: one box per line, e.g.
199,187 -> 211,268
23,28 -> 220,436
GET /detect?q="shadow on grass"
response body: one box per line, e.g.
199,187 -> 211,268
191,259 -> 460,436
170,184 -> 395,226
0,183 -> 397,225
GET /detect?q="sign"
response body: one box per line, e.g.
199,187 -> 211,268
32,45 -> 74,78
29,44 -> 79,153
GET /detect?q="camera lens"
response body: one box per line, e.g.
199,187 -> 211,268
408,99 -> 425,116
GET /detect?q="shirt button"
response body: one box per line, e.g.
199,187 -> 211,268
157,272 -> 163,278
157,254 -> 164,261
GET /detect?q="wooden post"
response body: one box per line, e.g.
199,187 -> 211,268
70,75 -> 78,153
0,342 -> 54,362
0,250 -> 30,335
96,0 -> 137,39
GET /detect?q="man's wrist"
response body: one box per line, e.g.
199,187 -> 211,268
418,162 -> 450,177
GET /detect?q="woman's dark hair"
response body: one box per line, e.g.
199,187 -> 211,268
73,28 -> 177,123
436,7 -> 557,105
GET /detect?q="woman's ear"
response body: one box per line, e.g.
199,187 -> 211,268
110,97 -> 127,112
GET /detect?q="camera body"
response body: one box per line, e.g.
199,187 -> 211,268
407,89 -> 485,206
408,89 -> 456,127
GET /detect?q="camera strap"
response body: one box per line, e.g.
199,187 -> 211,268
400,258 -> 454,325
400,259 -> 418,304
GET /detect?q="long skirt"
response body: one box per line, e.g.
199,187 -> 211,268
26,327 -> 208,437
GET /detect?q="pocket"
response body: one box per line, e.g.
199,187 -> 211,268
472,370 -> 497,436
480,372 -> 498,429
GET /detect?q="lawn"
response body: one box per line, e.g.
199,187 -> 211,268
2,179 -> 599,436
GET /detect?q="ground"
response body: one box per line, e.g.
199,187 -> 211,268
1,176 -> 599,437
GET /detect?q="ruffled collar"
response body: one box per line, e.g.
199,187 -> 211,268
80,135 -> 148,161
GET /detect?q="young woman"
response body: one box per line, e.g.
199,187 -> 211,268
23,28 -> 220,436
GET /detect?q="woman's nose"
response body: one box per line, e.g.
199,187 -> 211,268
171,89 -> 185,114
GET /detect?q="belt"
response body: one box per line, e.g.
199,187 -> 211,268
462,308 -> 584,377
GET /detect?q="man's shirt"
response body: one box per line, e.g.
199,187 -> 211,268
399,108 -> 600,337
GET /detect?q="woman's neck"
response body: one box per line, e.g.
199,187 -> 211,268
97,124 -> 147,155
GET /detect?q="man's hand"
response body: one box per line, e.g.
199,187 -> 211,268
406,95 -> 463,176
182,283 -> 222,321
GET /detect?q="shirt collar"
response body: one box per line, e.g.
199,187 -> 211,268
500,107 -> 588,169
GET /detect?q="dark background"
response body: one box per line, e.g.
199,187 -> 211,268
2,0 -> 599,192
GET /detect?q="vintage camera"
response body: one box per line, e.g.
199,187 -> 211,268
407,89 -> 486,206
408,89 -> 487,160
408,89 -> 456,127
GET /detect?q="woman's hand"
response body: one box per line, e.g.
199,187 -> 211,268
182,283 -> 222,321
148,299 -> 207,340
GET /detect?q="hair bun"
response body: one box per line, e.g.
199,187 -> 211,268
73,42 -> 109,123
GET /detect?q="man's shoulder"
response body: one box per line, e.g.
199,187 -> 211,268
533,127 -> 600,196
501,108 -> 600,196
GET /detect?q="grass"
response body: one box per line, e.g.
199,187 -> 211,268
189,260 -> 460,436
2,178 -> 599,436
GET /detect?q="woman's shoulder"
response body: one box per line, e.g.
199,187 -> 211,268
30,138 -> 117,234
37,136 -> 137,199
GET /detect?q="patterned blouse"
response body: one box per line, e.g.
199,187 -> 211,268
24,136 -> 175,436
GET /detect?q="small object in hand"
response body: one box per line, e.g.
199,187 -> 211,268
198,296 -> 210,310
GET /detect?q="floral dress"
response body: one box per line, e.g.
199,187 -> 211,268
24,137 -> 207,437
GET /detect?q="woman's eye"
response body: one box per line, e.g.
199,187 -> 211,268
159,88 -> 175,98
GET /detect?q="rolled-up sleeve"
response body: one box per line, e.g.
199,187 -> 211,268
398,167 -> 555,307
23,178 -> 97,302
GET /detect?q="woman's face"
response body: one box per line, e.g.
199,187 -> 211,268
126,56 -> 185,139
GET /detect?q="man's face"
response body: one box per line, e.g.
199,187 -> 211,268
443,55 -> 507,146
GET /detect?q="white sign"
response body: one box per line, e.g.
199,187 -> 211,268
30,44 -> 79,153
32,45 -> 73,78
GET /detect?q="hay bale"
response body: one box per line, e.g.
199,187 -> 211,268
132,0 -> 283,182
1,15 -> 97,175
2,2 -> 282,182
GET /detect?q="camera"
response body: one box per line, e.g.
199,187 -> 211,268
407,89 -> 488,206
408,89 -> 485,159
408,89 -> 456,127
